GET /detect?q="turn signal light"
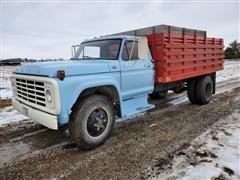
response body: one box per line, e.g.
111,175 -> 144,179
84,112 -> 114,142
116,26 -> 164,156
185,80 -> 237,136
57,70 -> 65,80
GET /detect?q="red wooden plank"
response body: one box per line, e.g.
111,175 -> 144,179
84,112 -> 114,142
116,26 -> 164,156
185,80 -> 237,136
146,33 -> 224,83
165,44 -> 224,49
165,61 -> 224,71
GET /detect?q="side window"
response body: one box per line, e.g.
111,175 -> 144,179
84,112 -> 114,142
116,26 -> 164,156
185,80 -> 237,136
100,43 -> 120,59
122,40 -> 139,61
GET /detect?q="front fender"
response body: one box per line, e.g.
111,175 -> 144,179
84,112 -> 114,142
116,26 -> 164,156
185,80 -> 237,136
56,73 -> 121,125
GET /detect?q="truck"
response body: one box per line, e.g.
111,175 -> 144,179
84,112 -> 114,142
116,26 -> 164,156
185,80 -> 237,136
11,25 -> 224,149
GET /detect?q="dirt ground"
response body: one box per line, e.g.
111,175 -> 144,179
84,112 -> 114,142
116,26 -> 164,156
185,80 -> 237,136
151,108 -> 240,179
0,79 -> 240,179
0,99 -> 12,108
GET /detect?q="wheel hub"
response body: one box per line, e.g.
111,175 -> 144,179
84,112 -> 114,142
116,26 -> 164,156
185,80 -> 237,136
87,108 -> 108,137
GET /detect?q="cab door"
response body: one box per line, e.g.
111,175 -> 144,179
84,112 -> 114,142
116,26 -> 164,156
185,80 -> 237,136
119,38 -> 154,100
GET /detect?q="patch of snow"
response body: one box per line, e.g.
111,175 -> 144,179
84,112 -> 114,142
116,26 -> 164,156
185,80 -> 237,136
217,60 -> 240,83
0,89 -> 13,99
150,110 -> 240,180
169,96 -> 188,106
0,66 -> 17,99
0,106 -> 28,127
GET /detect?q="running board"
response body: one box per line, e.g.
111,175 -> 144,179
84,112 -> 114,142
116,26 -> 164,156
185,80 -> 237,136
121,95 -> 155,119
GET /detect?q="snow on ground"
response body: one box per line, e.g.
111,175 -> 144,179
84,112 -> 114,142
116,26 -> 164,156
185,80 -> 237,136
151,110 -> 240,180
216,60 -> 240,83
0,106 -> 28,127
0,65 -> 18,99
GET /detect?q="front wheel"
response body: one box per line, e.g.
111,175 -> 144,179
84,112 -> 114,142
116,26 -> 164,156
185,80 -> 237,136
69,95 -> 115,150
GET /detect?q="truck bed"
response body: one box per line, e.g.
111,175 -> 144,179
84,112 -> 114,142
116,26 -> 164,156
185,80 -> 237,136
113,25 -> 224,83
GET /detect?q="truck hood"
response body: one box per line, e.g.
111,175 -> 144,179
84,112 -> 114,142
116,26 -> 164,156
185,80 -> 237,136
13,60 -> 113,77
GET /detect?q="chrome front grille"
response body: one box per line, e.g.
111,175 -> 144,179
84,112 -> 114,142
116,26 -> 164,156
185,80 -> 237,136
15,78 -> 46,107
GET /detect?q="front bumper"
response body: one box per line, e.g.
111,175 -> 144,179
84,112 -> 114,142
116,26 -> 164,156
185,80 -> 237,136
12,99 -> 58,130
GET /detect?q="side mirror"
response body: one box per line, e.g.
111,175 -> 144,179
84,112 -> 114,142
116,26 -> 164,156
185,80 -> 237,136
138,37 -> 148,60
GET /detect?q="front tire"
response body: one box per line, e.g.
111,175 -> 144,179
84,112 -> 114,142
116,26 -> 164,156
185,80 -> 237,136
69,95 -> 115,150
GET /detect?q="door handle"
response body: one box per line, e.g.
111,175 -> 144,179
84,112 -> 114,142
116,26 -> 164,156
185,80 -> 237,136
144,64 -> 151,68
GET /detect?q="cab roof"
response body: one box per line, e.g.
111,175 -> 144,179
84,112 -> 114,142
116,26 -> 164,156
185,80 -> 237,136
81,35 -> 142,44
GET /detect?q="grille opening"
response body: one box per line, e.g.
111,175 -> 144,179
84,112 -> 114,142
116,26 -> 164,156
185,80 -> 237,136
36,87 -> 44,91
27,80 -> 34,84
28,94 -> 35,99
28,90 -> 35,94
35,82 -> 44,86
27,85 -> 34,89
29,99 -> 36,103
37,102 -> 45,106
36,96 -> 45,102
36,92 -> 45,96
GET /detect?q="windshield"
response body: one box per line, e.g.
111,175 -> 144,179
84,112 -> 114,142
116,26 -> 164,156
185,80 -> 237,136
73,39 -> 121,60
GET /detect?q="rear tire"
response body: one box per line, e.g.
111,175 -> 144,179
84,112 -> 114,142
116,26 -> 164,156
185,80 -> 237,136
195,76 -> 213,105
69,95 -> 115,150
149,90 -> 168,99
187,79 -> 198,104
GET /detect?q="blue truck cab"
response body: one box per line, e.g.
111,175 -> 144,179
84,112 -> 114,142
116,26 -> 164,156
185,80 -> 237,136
11,35 -> 155,149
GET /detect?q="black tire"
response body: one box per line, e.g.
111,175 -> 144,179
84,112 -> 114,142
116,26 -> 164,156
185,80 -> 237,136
149,90 -> 168,99
69,95 -> 115,150
187,79 -> 198,104
195,76 -> 213,105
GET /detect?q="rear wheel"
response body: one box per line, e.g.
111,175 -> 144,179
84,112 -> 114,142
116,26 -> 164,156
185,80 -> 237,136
149,90 -> 168,99
195,76 -> 213,105
187,79 -> 198,104
69,95 -> 115,150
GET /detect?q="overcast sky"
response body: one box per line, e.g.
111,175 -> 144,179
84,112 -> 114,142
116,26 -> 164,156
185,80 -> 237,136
1,0 -> 239,59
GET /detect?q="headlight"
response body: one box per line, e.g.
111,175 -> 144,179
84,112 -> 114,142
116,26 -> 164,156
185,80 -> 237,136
46,89 -> 52,102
